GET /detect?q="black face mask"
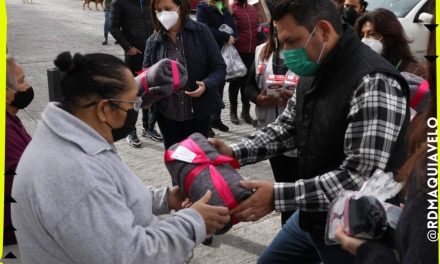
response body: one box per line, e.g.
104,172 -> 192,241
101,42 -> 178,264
10,87 -> 34,109
106,107 -> 139,142
342,6 -> 358,26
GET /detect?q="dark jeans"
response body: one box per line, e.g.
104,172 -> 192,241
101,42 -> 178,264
269,155 -> 298,225
258,211 -> 356,264
211,85 -> 225,121
104,10 -> 110,38
125,53 -> 157,134
156,112 -> 211,150
228,52 -> 255,111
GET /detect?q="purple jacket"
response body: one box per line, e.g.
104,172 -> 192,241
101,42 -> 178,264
5,112 -> 31,244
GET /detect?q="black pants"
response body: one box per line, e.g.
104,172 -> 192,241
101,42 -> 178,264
157,112 -> 211,150
229,52 -> 255,111
269,155 -> 298,225
125,53 -> 156,131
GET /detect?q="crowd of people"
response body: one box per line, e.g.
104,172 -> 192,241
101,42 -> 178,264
5,0 -> 437,263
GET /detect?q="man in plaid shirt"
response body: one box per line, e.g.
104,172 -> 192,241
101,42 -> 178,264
209,0 -> 409,263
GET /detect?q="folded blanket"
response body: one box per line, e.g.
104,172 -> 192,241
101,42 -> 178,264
135,58 -> 188,107
164,133 -> 252,234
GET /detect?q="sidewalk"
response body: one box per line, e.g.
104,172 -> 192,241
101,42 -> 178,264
5,0 -> 281,263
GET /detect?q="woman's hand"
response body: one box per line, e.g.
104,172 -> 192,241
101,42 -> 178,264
167,186 -> 189,211
334,225 -> 367,255
127,47 -> 142,56
185,81 -> 206,97
256,94 -> 283,108
280,90 -> 293,106
191,191 -> 231,234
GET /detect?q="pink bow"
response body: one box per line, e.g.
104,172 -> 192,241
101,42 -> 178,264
165,138 -> 241,220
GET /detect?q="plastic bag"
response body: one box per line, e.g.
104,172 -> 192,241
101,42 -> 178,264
325,169 -> 404,245
218,24 -> 247,80
222,45 -> 247,81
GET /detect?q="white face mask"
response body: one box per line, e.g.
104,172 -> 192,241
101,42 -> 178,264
361,37 -> 383,55
156,7 -> 180,31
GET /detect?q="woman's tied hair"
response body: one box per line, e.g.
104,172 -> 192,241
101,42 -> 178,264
54,51 -> 129,106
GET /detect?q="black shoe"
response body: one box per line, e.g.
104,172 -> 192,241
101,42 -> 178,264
211,119 -> 229,132
230,112 -> 239,125
126,131 -> 141,148
208,128 -> 216,138
141,128 -> 163,142
202,235 -> 213,246
102,39 -> 108,45
241,112 -> 254,124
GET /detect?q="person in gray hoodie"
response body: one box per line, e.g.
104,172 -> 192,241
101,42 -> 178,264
11,51 -> 230,264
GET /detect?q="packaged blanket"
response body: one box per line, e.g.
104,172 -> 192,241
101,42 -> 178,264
164,133 -> 253,234
135,58 -> 188,107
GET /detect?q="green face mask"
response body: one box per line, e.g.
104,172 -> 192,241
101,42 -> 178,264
282,26 -> 326,77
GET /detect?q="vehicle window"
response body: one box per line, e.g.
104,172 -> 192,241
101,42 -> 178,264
417,0 -> 434,16
367,0 -> 420,18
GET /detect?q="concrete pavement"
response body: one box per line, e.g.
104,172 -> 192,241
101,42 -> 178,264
5,0 -> 282,263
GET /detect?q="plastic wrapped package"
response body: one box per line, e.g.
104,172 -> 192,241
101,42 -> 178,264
325,170 -> 404,245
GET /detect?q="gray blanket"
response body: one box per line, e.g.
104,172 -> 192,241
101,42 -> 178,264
165,133 -> 252,233
135,58 -> 188,107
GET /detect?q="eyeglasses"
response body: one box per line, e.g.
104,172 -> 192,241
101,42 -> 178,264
108,96 -> 143,112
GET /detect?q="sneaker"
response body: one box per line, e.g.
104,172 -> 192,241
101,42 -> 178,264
141,128 -> 163,142
211,119 -> 229,132
126,131 -> 141,148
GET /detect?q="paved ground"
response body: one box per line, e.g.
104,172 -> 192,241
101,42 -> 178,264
5,0 -> 282,263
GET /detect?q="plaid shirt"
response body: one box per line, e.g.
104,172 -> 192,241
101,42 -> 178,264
231,73 -> 407,212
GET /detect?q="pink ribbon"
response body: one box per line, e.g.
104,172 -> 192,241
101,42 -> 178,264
164,138 -> 241,223
137,60 -> 181,95
410,79 -> 429,110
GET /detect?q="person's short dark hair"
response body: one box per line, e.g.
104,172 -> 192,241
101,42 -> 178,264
359,0 -> 368,11
271,0 -> 343,35
354,8 -> 416,68
54,52 -> 130,109
150,0 -> 190,32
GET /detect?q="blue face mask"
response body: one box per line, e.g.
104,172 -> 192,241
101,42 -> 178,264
282,26 -> 326,77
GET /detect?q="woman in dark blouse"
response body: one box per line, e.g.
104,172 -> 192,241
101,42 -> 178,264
5,57 -> 33,245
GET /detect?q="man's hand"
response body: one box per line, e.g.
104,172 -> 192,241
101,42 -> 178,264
208,138 -> 233,157
127,47 -> 142,56
185,81 -> 206,97
191,191 -> 231,234
231,181 -> 275,222
167,186 -> 188,211
256,94 -> 283,108
227,36 -> 236,45
335,225 -> 366,255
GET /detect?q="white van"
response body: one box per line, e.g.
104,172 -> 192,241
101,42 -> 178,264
367,0 -> 434,62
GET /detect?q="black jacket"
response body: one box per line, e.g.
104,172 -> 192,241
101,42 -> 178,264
294,24 -> 410,239
143,19 -> 226,121
196,2 -> 238,50
110,0 -> 153,52
356,173 -> 438,264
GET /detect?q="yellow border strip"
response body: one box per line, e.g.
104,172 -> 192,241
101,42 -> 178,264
0,0 -> 7,262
